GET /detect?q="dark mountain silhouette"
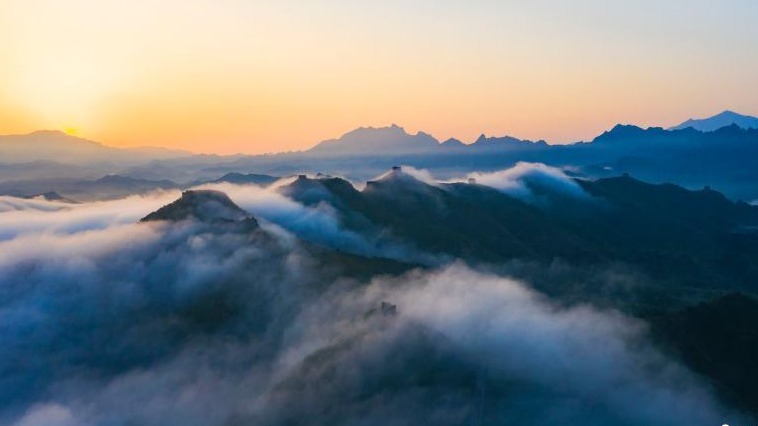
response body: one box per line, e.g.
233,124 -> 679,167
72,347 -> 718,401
590,124 -> 672,145
283,171 -> 587,262
572,124 -> 758,199
468,134 -> 548,151
279,169 -> 758,294
141,190 -> 258,229
650,293 -> 758,414
670,110 -> 758,132
274,168 -> 758,414
210,172 -> 279,186
141,188 -> 415,279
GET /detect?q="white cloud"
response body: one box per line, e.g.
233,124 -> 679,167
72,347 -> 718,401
465,162 -> 590,202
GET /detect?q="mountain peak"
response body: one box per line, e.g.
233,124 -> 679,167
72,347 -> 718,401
140,190 -> 258,228
611,124 -> 644,132
592,124 -> 649,143
0,130 -> 189,166
714,110 -> 741,118
18,129 -> 103,145
364,166 -> 435,193
342,124 -> 412,139
670,110 -> 758,132
472,133 -> 526,145
441,137 -> 466,148
29,129 -> 69,137
308,124 -> 440,156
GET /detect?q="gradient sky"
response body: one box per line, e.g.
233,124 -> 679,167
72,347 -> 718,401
1,0 -> 757,154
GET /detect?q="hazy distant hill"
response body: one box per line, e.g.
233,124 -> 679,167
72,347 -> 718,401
0,160 -> 100,182
23,191 -> 80,204
307,124 -> 545,156
573,123 -> 758,198
467,134 -> 548,151
670,110 -> 758,132
0,174 -> 178,201
209,172 -> 279,186
308,124 -> 442,156
0,130 -> 190,165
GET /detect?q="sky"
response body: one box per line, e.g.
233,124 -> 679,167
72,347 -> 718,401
1,0 -> 757,155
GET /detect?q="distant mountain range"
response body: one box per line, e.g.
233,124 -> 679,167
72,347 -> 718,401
308,110 -> 756,156
2,111 -> 754,165
1,110 -> 758,200
0,172 -> 286,201
308,123 -> 547,156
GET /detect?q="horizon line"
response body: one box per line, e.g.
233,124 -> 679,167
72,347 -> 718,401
2,108 -> 753,156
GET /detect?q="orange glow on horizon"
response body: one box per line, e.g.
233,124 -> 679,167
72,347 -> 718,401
1,1 -> 757,155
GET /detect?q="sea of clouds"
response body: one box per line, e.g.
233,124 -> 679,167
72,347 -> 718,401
0,163 -> 746,425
